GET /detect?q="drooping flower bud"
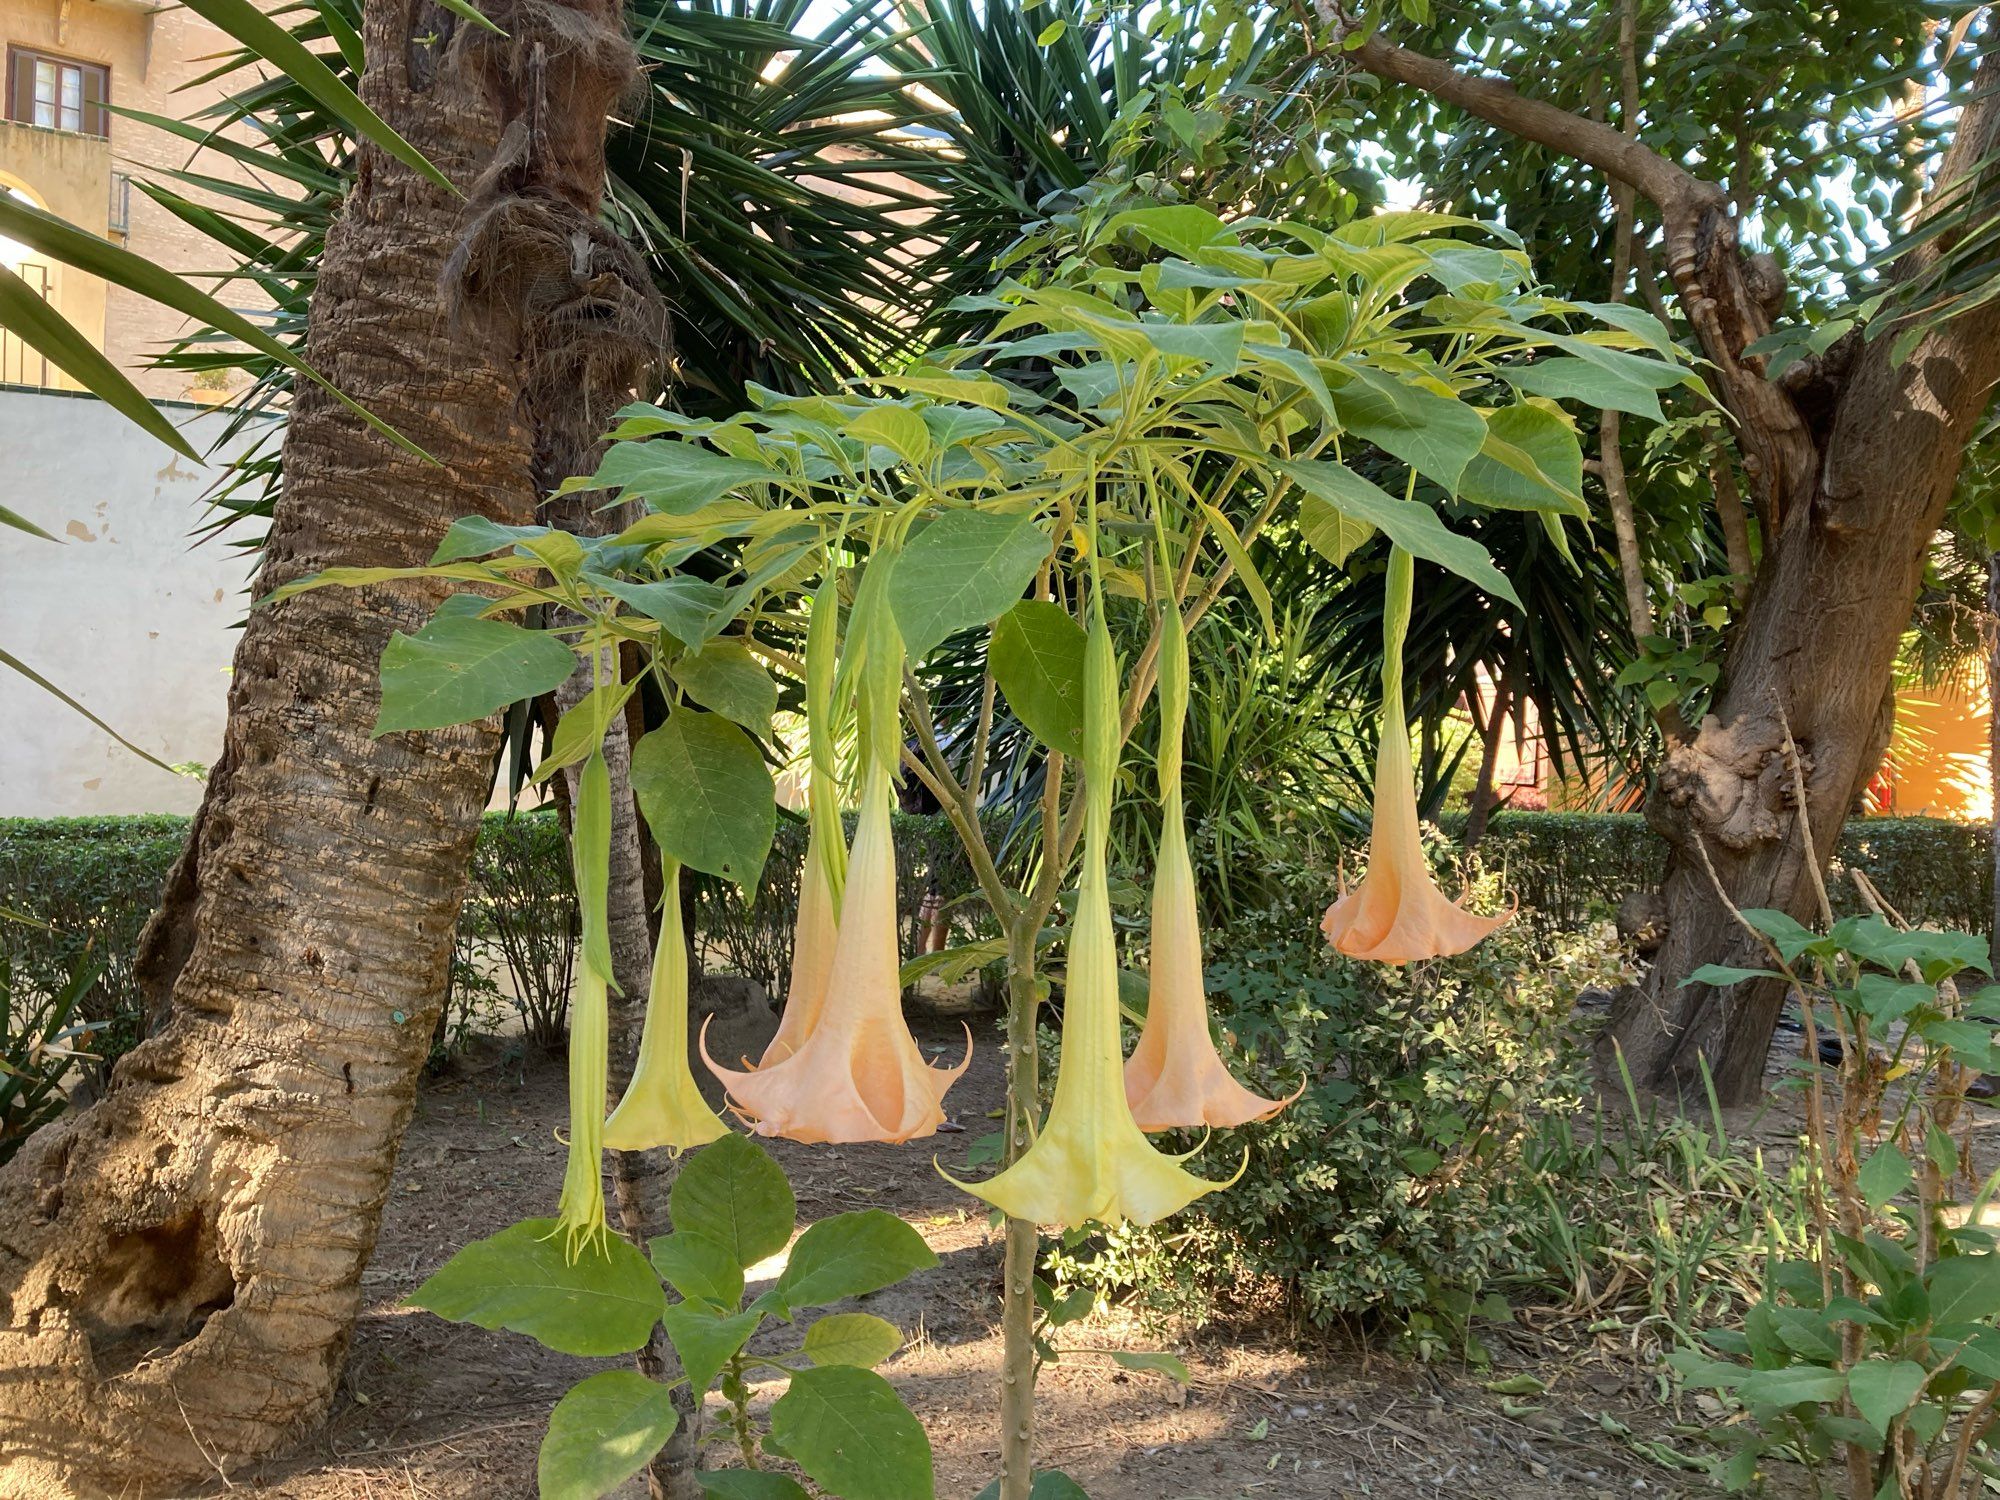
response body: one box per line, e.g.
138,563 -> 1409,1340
554,750 -> 616,1257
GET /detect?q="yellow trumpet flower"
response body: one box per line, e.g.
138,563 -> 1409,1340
1126,604 -> 1294,1132
704,598 -> 967,1143
761,578 -> 846,1067
603,855 -> 729,1152
1322,548 -> 1510,964
952,610 -> 1237,1229
554,750 -> 616,1257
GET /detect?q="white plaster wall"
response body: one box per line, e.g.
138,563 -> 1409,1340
0,388 -> 280,815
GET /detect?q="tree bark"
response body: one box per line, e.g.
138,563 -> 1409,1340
0,1 -> 647,1491
1348,28 -> 2000,1101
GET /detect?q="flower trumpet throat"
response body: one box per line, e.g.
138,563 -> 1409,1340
952,611 -> 1238,1230
704,603 -> 967,1143
1321,548 -> 1510,964
1126,603 -> 1294,1132
603,856 -> 728,1152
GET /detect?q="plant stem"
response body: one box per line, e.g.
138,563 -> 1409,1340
998,918 -> 1042,1500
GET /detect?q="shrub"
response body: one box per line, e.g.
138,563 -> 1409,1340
464,810 -> 576,1051
1052,834 -> 1630,1343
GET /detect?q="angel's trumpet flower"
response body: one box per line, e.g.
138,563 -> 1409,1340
704,596 -> 967,1143
1322,548 -> 1510,963
603,855 -> 729,1152
1125,603 -> 1295,1131
760,579 -> 846,1067
951,610 -> 1237,1230
554,750 -> 617,1257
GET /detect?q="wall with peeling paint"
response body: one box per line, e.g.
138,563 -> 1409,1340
0,387 -> 280,815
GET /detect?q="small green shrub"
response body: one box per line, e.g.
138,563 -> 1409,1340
464,810 -> 576,1051
0,942 -> 99,1165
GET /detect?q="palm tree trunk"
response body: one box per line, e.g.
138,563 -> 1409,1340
0,2 -> 645,1491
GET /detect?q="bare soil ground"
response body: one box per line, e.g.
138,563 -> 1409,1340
242,1007 -> 1747,1500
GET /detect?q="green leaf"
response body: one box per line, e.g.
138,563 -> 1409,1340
1328,365 -> 1489,494
802,1312 -> 904,1368
1279,459 -> 1519,606
1109,1350 -> 1190,1383
651,1232 -> 746,1309
0,264 -> 199,461
990,600 -> 1087,755
1859,1145 -> 1913,1212
890,511 -> 1052,661
669,1134 -> 796,1269
1198,501 -> 1274,639
1460,404 -> 1586,515
181,0 -> 453,191
772,1209 -> 939,1313
431,516 -> 553,563
1297,494 -> 1375,567
848,405 -> 934,465
408,1219 -> 665,1356
769,1365 -> 934,1500
631,712 -> 776,889
1736,909 -> 1823,963
1685,965 -> 1781,986
1928,1253 -> 2000,1327
1846,1360 -> 1926,1436
0,501 -> 56,542
590,573 -> 732,647
0,646 -> 178,774
1104,205 -> 1234,261
1737,1366 -> 1849,1407
1036,18 -> 1068,44
662,1301 -> 764,1393
375,614 -> 577,735
973,1473 -> 1092,1500
1500,355 -> 1676,424
671,641 -> 778,739
536,681 -> 636,784
539,1371 -> 680,1500
581,441 -> 780,511
698,1472 -> 812,1500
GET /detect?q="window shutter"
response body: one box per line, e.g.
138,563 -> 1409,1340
6,50 -> 33,126
80,63 -> 106,137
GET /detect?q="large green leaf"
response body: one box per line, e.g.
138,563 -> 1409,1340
408,1219 -> 665,1356
771,1209 -> 938,1313
802,1312 -> 903,1368
630,712 -> 776,889
889,510 -> 1052,661
374,613 -> 577,735
1845,1360 -> 1925,1436
1928,1253 -> 2000,1328
671,640 -> 778,739
769,1365 -> 934,1500
539,1370 -> 681,1500
668,1133 -> 796,1269
698,1473 -> 812,1500
1328,364 -> 1488,494
0,264 -> 198,461
581,441 -> 783,512
972,1472 -> 1092,1500
1459,403 -> 1586,515
989,600 -> 1086,755
651,1231 -> 746,1309
1278,459 -> 1519,605
590,573 -> 733,647
662,1301 -> 765,1392
1500,354 -> 1679,424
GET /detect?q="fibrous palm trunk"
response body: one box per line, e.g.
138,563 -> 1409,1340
0,1 -> 647,1491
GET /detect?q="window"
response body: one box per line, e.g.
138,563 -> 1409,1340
6,49 -> 108,137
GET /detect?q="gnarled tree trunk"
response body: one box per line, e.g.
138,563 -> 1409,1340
0,1 -> 645,1491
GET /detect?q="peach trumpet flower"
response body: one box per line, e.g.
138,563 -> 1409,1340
1322,548 -> 1510,964
704,609 -> 967,1143
603,855 -> 729,1152
1126,604 -> 1294,1131
951,610 -> 1237,1230
759,579 -> 846,1066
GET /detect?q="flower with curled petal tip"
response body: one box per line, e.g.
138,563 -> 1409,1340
1322,548 -> 1511,964
949,609 -> 1238,1229
703,596 -> 967,1143
1126,603 -> 1295,1132
602,855 -> 728,1153
759,578 -> 845,1067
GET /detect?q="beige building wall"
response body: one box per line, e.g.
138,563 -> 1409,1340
1,0 -> 272,399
